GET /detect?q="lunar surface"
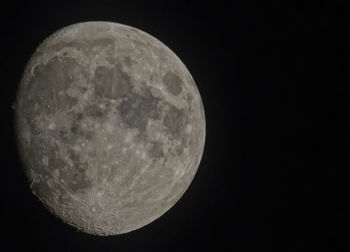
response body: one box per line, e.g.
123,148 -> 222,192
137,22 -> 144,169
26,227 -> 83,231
14,21 -> 205,235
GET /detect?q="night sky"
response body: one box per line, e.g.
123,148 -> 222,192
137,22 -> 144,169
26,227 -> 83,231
1,1 -> 348,251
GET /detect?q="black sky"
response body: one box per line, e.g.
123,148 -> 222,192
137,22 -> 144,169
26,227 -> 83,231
0,0 -> 348,251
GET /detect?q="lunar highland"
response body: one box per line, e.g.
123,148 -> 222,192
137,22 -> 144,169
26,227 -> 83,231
14,21 -> 205,235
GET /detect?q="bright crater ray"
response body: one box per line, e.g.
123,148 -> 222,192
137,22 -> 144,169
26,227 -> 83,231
14,21 -> 206,235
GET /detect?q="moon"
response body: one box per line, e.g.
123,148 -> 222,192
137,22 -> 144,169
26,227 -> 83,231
14,21 -> 205,235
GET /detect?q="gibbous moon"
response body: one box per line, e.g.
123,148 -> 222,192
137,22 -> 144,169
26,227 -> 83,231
14,21 -> 205,235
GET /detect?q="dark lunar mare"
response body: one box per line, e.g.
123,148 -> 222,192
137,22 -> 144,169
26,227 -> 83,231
14,21 -> 205,235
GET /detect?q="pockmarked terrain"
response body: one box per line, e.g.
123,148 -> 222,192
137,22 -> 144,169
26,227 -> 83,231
15,21 -> 206,235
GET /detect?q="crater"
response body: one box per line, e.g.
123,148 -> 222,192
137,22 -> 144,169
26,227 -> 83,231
31,181 -> 52,202
162,72 -> 183,96
122,56 -> 137,67
16,22 -> 206,236
27,57 -> 81,113
47,41 -> 84,54
87,38 -> 115,54
58,152 -> 91,193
